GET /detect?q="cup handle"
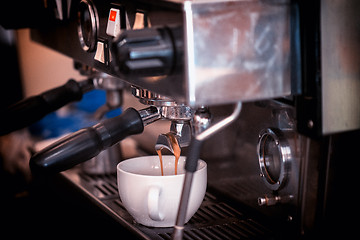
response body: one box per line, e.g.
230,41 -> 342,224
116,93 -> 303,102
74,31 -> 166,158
148,186 -> 164,221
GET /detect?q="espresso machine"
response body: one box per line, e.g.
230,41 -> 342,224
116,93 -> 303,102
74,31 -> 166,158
1,0 -> 359,239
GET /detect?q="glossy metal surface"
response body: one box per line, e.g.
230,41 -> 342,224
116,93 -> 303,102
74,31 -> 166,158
77,0 -> 98,52
184,0 -> 291,106
321,0 -> 360,134
32,0 -> 292,107
257,128 -> 292,191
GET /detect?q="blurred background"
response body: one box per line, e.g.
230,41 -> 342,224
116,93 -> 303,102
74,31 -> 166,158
0,27 -> 123,237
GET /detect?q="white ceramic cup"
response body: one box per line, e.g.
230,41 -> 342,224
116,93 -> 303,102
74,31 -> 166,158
117,155 -> 207,227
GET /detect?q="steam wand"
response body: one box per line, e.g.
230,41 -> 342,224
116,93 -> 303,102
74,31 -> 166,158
172,102 -> 242,240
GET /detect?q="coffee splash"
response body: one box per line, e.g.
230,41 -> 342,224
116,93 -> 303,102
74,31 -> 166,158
156,133 -> 181,176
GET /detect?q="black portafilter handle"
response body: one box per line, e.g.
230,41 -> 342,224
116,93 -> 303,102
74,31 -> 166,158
0,79 -> 94,136
29,107 -> 160,175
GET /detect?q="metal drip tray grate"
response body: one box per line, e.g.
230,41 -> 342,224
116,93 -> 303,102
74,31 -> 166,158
61,168 -> 276,240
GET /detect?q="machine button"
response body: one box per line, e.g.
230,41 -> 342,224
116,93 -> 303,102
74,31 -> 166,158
54,0 -> 72,20
133,11 -> 151,29
106,8 -> 121,37
94,41 -> 105,63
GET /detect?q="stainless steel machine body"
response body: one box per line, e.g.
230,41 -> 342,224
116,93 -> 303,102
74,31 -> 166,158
31,0 -> 292,106
27,0 -> 360,239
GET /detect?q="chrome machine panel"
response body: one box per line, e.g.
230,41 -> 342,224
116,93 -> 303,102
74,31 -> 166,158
32,0 -> 292,106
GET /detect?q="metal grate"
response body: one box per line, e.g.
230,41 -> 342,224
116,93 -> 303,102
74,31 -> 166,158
62,169 -> 276,240
150,196 -> 272,240
208,176 -> 272,208
77,172 -> 119,199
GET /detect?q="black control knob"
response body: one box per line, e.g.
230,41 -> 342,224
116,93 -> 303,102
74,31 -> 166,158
111,26 -> 182,77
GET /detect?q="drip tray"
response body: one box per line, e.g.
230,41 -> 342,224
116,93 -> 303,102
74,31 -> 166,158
60,168 -> 276,240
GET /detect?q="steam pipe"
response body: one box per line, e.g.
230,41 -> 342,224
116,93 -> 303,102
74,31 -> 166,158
172,102 -> 242,240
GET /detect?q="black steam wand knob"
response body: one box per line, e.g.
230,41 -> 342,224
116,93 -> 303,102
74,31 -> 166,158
111,26 -> 182,77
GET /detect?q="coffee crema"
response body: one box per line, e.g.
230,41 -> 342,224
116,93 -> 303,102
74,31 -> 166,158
156,133 -> 181,176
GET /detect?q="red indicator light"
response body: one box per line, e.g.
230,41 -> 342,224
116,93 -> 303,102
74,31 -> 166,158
109,10 -> 117,22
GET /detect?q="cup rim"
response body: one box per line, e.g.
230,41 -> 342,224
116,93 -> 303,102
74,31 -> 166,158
117,155 -> 207,178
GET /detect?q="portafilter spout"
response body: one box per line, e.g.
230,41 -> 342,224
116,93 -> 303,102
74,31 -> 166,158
155,133 -> 177,154
155,120 -> 192,155
172,102 -> 242,240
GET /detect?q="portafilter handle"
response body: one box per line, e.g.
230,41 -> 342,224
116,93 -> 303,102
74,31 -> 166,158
0,79 -> 94,136
29,106 -> 160,175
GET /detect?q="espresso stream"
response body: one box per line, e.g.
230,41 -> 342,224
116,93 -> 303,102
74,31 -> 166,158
156,133 -> 181,176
